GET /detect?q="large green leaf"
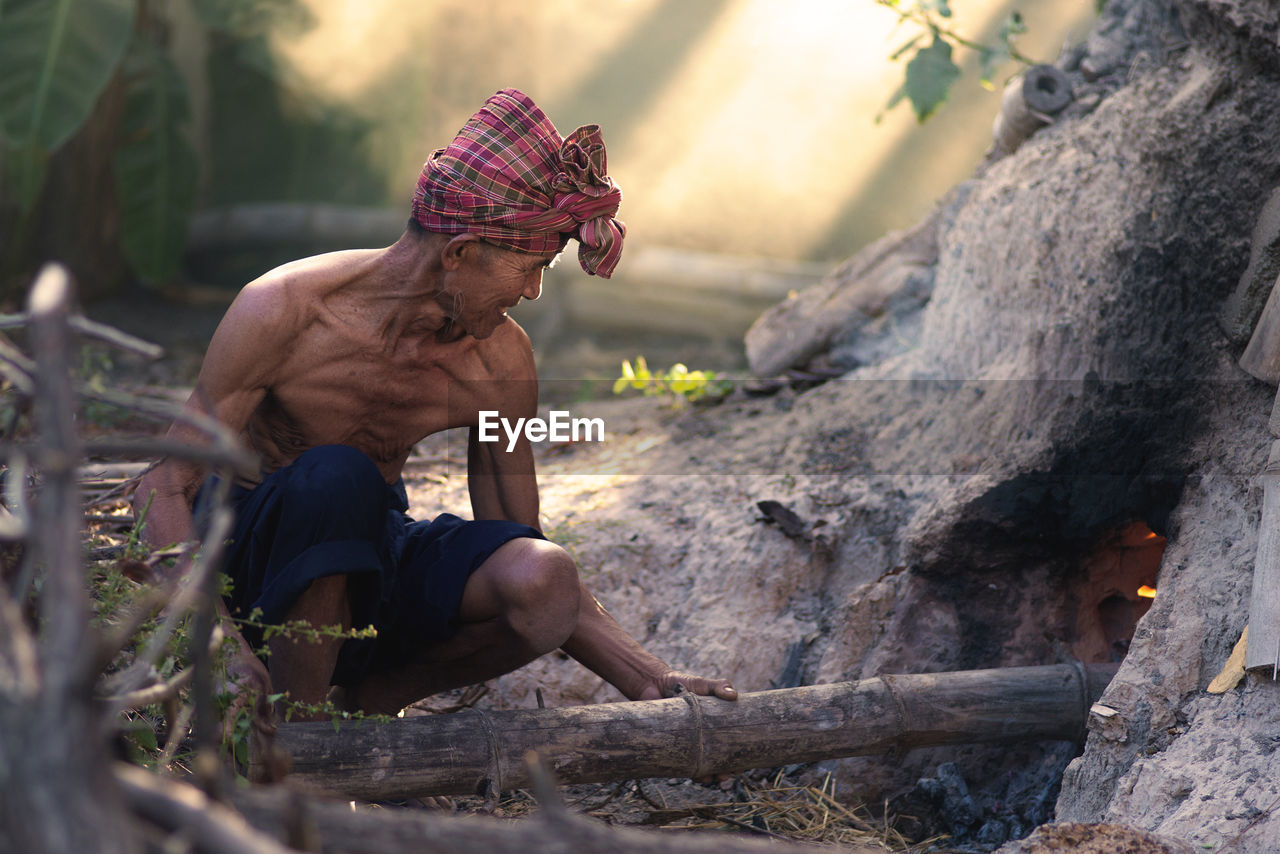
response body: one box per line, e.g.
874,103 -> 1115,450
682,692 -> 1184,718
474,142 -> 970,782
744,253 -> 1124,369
904,36 -> 961,123
0,0 -> 135,153
113,37 -> 198,284
2,139 -> 49,210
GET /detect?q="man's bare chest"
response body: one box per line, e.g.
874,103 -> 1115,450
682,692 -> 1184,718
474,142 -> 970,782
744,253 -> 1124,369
254,329 -> 481,461
279,348 -> 455,433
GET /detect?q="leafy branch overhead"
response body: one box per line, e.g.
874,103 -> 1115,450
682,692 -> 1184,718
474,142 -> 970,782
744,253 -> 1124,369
877,0 -> 1030,122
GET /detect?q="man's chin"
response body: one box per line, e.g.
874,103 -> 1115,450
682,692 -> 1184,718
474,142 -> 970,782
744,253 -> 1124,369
470,315 -> 509,341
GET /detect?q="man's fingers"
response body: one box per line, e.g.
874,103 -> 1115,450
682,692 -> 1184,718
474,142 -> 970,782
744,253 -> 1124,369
677,675 -> 738,701
695,677 -> 737,700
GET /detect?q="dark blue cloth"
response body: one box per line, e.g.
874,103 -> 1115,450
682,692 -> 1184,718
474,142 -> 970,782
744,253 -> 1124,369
203,444 -> 543,686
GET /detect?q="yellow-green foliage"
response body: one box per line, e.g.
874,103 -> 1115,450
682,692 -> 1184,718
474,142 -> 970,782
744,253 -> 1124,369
612,356 -> 730,404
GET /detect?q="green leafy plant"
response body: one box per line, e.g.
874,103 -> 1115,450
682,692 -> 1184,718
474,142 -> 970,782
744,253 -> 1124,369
612,356 -> 731,404
232,607 -> 379,647
0,0 -> 198,283
0,0 -> 310,286
877,0 -> 1031,122
90,526 -> 384,776
0,0 -> 136,210
113,35 -> 201,284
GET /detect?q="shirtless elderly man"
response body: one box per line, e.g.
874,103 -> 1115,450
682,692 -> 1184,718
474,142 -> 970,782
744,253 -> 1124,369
137,89 -> 736,723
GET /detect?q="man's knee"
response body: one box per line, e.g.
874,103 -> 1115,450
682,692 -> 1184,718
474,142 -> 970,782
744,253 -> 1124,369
503,539 -> 578,604
284,572 -> 350,622
488,539 -> 580,638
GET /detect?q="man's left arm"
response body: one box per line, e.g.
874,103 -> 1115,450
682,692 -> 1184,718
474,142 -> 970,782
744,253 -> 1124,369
559,590 -> 738,701
466,379 -> 735,703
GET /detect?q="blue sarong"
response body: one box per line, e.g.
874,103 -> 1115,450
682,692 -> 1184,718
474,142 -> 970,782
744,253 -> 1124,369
203,444 -> 543,686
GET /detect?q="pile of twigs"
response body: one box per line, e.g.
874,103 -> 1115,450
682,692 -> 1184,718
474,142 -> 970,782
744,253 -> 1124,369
443,771 -> 940,851
644,774 -> 931,850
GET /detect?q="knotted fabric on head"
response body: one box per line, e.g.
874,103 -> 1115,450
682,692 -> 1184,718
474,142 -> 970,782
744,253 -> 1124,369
412,88 -> 626,278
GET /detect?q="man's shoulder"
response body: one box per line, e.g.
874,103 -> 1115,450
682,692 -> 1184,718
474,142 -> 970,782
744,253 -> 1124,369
473,318 -> 537,380
227,249 -> 365,331
222,275 -> 300,337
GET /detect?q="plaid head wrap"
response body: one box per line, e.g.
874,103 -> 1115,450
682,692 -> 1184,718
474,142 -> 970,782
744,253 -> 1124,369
412,88 -> 626,278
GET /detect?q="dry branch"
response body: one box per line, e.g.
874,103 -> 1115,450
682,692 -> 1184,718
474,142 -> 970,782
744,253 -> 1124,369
28,264 -> 88,689
105,663 -> 195,711
0,309 -> 165,359
116,763 -> 296,854
0,264 -> 136,853
271,662 -> 1118,801
0,334 -> 35,393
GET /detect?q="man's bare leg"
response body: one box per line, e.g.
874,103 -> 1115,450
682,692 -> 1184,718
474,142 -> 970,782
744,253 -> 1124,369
268,573 -> 351,721
348,537 -> 579,715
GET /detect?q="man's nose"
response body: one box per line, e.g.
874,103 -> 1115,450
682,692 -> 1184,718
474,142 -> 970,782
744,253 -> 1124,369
523,273 -> 543,301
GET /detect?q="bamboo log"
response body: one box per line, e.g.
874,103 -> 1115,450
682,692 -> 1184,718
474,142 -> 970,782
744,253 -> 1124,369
271,662 -> 1118,800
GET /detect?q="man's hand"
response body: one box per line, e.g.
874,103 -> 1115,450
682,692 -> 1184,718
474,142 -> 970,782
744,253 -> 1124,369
218,639 -> 281,777
637,670 -> 738,702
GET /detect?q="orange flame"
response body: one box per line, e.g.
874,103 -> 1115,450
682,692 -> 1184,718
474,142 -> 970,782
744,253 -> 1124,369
1136,585 -> 1157,599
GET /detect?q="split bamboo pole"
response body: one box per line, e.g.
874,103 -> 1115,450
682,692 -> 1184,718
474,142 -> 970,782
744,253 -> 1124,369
1246,437 -> 1280,673
270,662 -> 1118,800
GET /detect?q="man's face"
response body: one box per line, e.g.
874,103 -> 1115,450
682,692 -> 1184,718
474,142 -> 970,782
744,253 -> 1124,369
451,241 -> 559,340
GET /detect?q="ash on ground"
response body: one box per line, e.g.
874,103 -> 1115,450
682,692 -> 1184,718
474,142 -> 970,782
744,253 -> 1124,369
891,745 -> 1077,852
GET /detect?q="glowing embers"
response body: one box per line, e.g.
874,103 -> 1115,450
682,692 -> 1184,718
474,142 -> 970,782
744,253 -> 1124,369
1069,521 -> 1166,663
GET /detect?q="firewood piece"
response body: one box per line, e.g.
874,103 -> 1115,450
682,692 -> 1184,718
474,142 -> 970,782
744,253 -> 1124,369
268,663 -> 1118,801
1208,626 -> 1248,693
1221,188 -> 1280,347
991,65 -> 1072,158
1246,441 -> 1280,672
1240,274 -> 1280,383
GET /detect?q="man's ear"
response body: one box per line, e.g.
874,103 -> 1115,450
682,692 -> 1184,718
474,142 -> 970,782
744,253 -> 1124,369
440,234 -> 485,271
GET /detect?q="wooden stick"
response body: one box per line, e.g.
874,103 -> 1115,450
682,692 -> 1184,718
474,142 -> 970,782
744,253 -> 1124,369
28,264 -> 91,696
115,764 -> 296,854
270,662 -> 1118,800
66,314 -> 164,359
5,263 -> 136,853
1240,274 -> 1280,382
1246,440 -> 1280,672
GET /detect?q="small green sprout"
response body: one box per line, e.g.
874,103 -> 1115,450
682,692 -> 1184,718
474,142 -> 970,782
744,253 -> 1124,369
613,357 -> 730,404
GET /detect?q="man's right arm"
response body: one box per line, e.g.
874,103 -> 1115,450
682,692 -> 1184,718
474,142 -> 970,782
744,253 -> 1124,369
133,282 -> 291,740
134,405 -> 216,551
133,283 -> 286,552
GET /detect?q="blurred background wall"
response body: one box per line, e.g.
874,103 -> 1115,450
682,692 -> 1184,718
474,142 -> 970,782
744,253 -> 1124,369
189,0 -> 1095,262
2,0 -> 1097,378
